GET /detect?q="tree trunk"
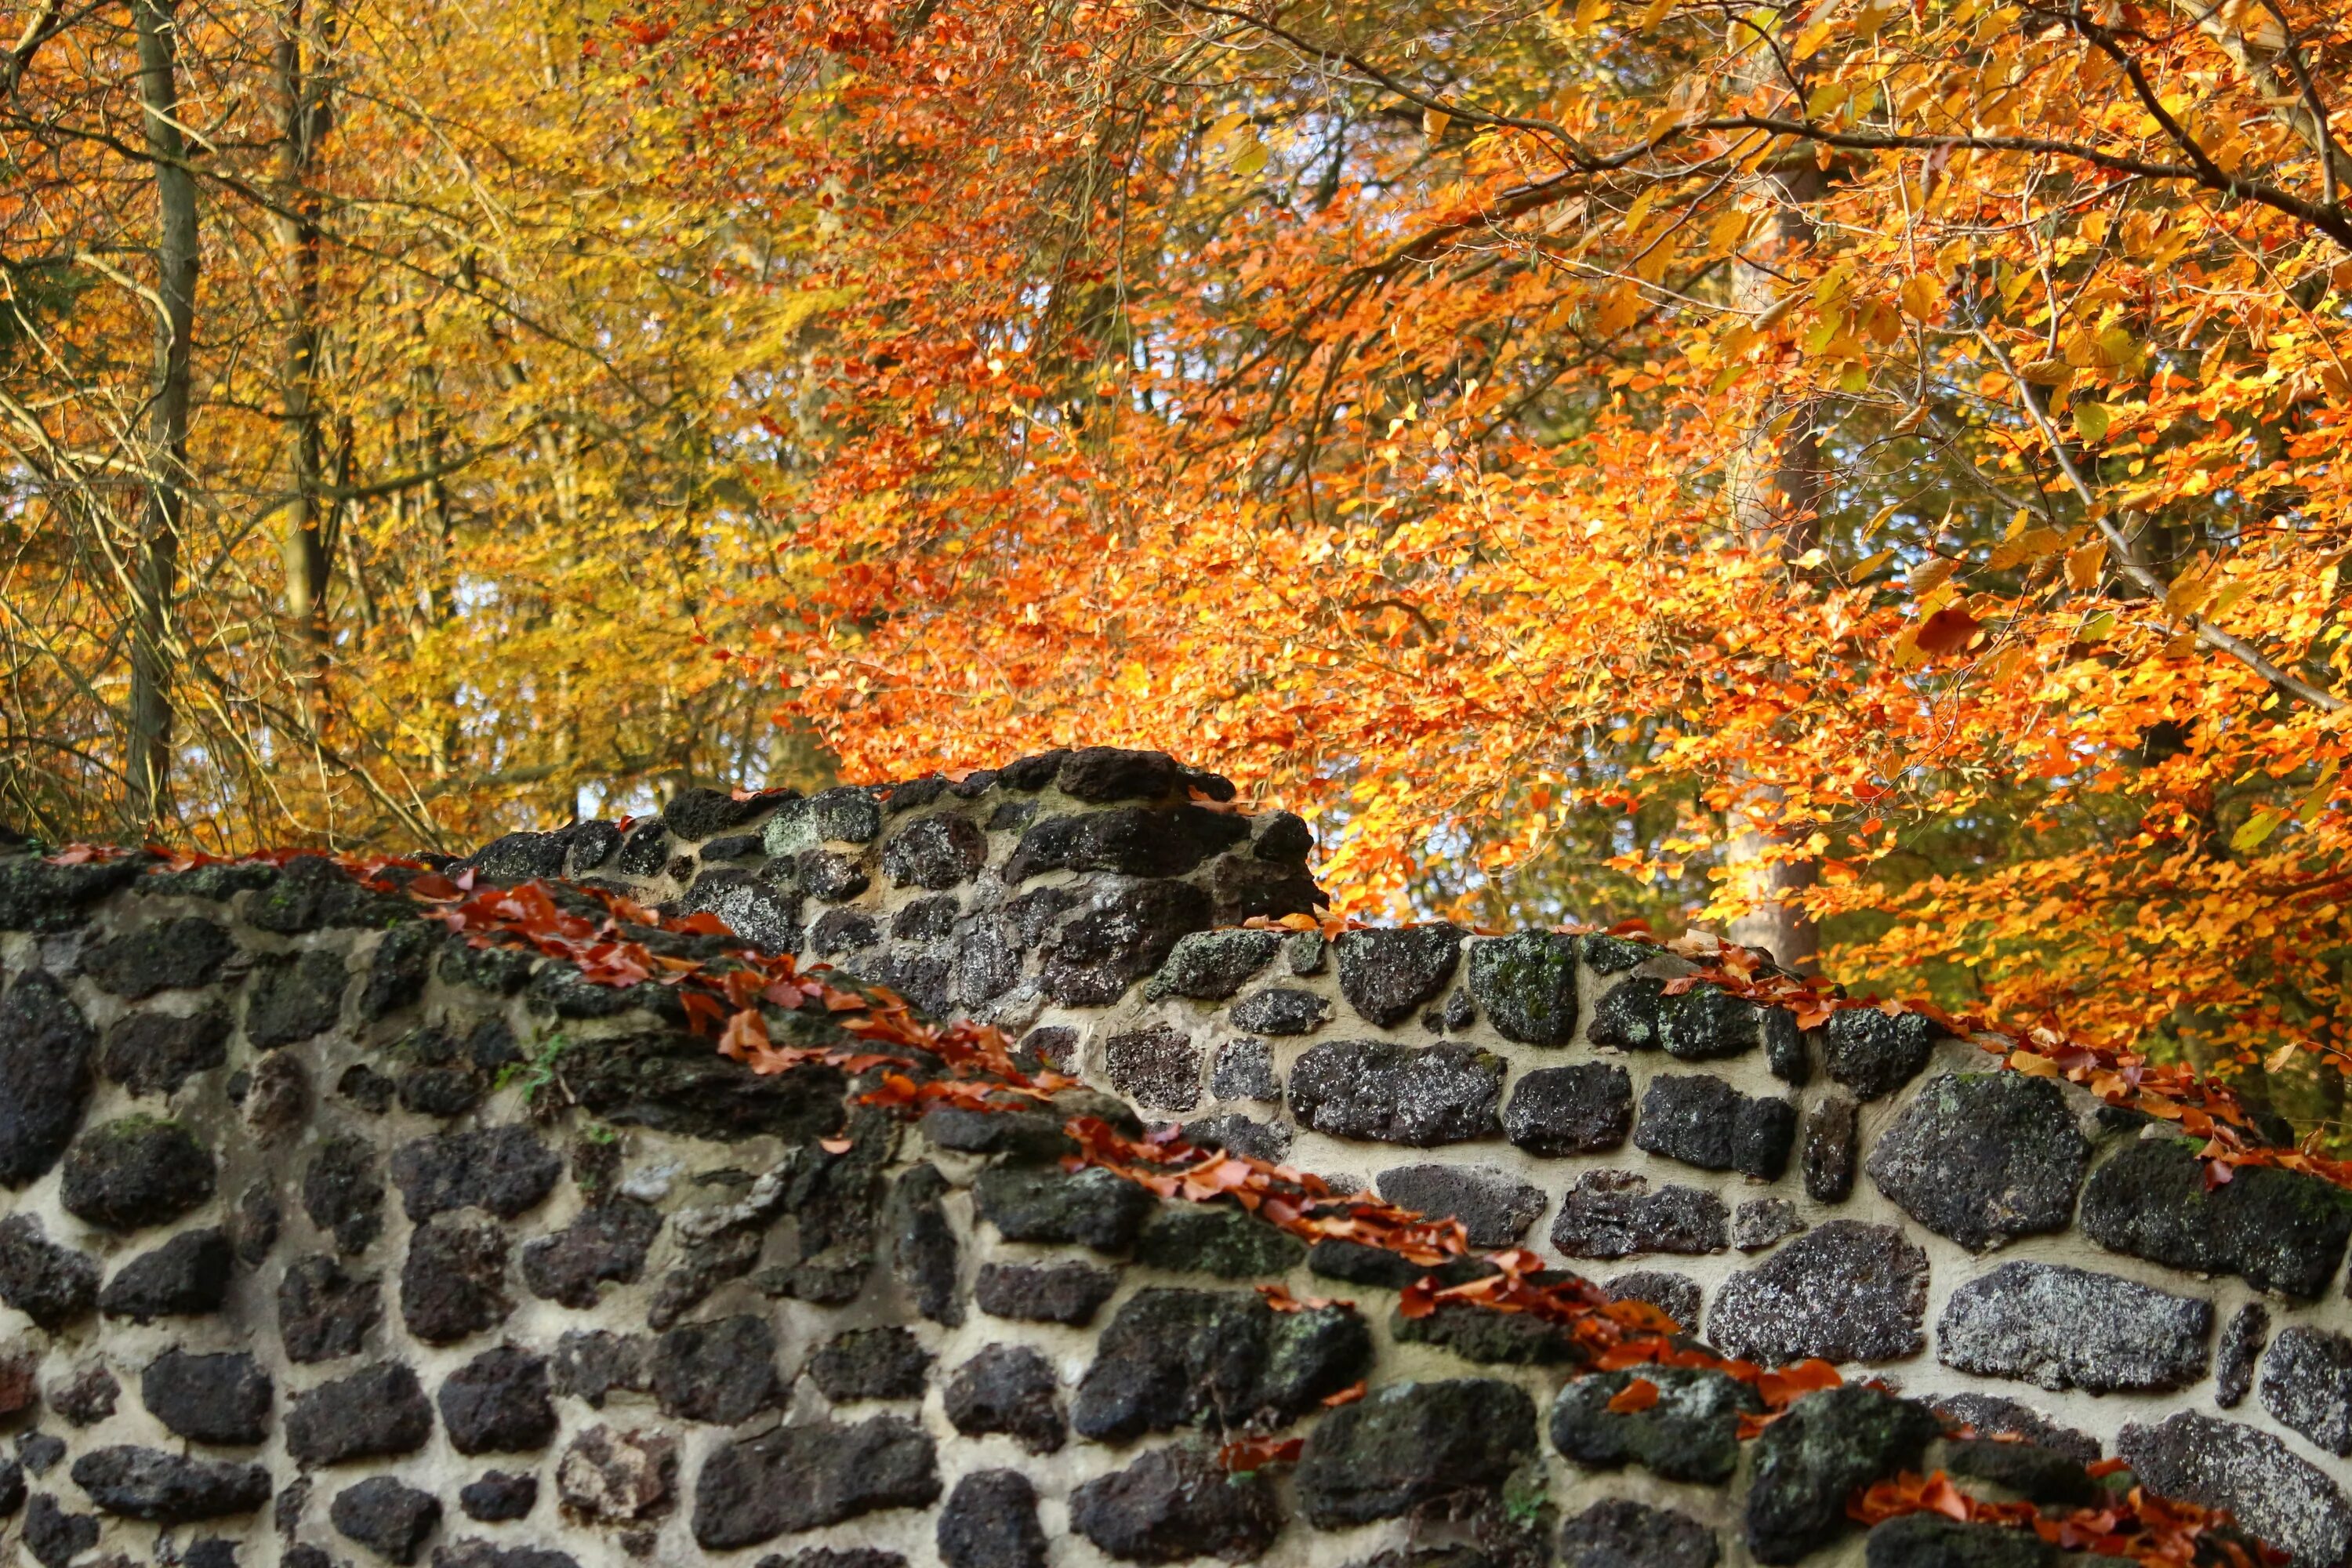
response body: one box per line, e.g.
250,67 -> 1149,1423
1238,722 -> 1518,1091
275,0 -> 335,705
125,0 -> 199,830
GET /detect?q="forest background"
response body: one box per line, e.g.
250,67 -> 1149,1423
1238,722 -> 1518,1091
4,0 -> 2350,1137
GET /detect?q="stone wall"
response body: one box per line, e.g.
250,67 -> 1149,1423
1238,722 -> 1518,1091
3,746 -> 2351,1568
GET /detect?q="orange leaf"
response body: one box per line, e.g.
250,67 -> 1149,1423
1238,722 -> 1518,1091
1606,1377 -> 1661,1414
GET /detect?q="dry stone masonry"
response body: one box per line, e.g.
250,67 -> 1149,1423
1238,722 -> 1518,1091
3,746 -> 2351,1568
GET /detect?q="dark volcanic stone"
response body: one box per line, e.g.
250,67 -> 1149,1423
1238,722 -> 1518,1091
1465,931 -> 1581,1045
0,1457 -> 18,1519
1606,1271 -> 1701,1329
975,1261 -> 1120,1325
1733,1198 -> 1805,1250
1134,1205 -> 1305,1278
566,1029 -> 847,1145
100,1226 -> 233,1320
763,789 -> 884,858
98,1006 -> 230,1097
811,1327 -> 931,1403
973,1163 -> 1155,1251
430,1538 -> 584,1568
886,1163 -> 962,1326
1210,1036 -> 1279,1102
1634,1075 -> 1795,1178
334,1475 -> 442,1563
1743,1388 -> 1941,1563
1102,1024 -> 1202,1111
1550,1171 -> 1727,1258
880,816 -> 987,889
390,1126 -> 562,1222
1074,1287 -> 1370,1442
1803,1095 -> 1860,1202
401,1215 -> 512,1343
60,1115 -> 214,1231
521,1200 -> 662,1308
1503,1063 -> 1632,1156
245,855 -> 411,934
0,971 -> 96,1187
50,1363 -> 116,1425
2080,1137 -> 2352,1299
1936,1261 -> 2210,1392
1376,1163 -> 1545,1247
1229,986 -> 1329,1036
278,1253 -> 381,1363
68,1446 -> 271,1521
1297,1377 -> 1537,1526
1560,1500 -> 1720,1568
1939,1438 -> 2100,1508
1708,1221 -> 1928,1366
1865,1073 -> 2089,1250
460,1472 -> 538,1523
2120,1412 -> 2352,1568
285,1361 -> 434,1467
675,869 -> 800,952
1393,1298 -> 1583,1365
360,920 -> 437,1020
24,1492 -> 100,1567
2262,1327 -> 2352,1455
440,1345 -> 557,1454
1149,931 -> 1281,1000
142,1349 -> 272,1445
0,851 -> 145,931
0,1216 -> 99,1330
1057,746 -> 1180,802
944,1345 -> 1064,1454
1040,880 -> 1213,1005
1070,1446 -> 1280,1564
2217,1303 -> 2270,1409
664,785 -> 769,841
85,916 -> 235,999
1822,1008 -> 1945,1100
919,1105 -> 1072,1162
1864,1514 -> 2055,1568
1181,1112 -> 1292,1163
1589,978 -> 1766,1062
303,1134 -> 386,1255
549,1330 -> 651,1407
1335,926 -> 1465,1027
437,934 -> 535,995
938,1470 -> 1047,1568
1550,1367 -> 1762,1484
245,949 -> 350,1048
691,1416 -> 938,1548
1290,1039 -> 1503,1145
652,1315 -> 779,1425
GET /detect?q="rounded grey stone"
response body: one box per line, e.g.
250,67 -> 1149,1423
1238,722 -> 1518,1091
1101,1025 -> 1201,1111
1864,1073 -> 2089,1250
1375,1163 -> 1545,1247
2262,1327 -> 2352,1456
1550,1171 -> 1726,1258
2119,1412 -> 2352,1568
1936,1260 -> 2210,1392
1289,1039 -> 1504,1145
1334,926 -> 1465,1028
1707,1220 -> 1927,1366
1561,1500 -> 1719,1568
1147,930 -> 1279,1000
1228,986 -> 1329,1036
1502,1063 -> 1632,1157
1465,932 -> 1581,1045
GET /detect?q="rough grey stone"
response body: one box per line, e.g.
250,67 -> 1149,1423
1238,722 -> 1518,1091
1134,1204 -> 1305,1278
439,1345 -> 557,1454
245,949 -> 350,1048
1743,1388 -> 1940,1563
24,1491 -> 99,1567
0,851 -> 146,931
1102,1025 -> 1201,1111
1181,1112 -> 1293,1163
1336,926 -> 1465,1027
944,1345 -> 1064,1454
885,1163 -> 962,1326
675,869 -> 799,952
1209,1035 -> 1279,1102
0,1214 -> 99,1329
1297,1378 -> 1537,1526
1229,985 -> 1328,1036
1376,1163 -> 1545,1247
68,1446 -> 271,1522
1821,1009 -> 1945,1100
244,856 -> 412,934
2081,1137 -> 2352,1299
142,1349 -> 272,1445
548,1330 -> 651,1408
938,1470 -> 1047,1568
1502,1064 -> 1632,1157
99,1007 -> 230,1097
1803,1095 -> 1860,1203
1070,1444 -> 1280,1564
1289,1039 -> 1503,1145
1149,931 -> 1280,1000
401,1215 -> 512,1344
2120,1412 -> 2352,1568
0,973 -> 96,1189
1864,1515 -> 2054,1568
975,1261 -> 1120,1326
1865,1073 -> 2089,1250
85,916 -> 236,999
1550,1171 -> 1727,1258
2262,1327 -> 2352,1456
100,1227 -> 233,1320
1287,931 -> 1327,975
1590,978 -> 1766,1062
1465,931 -> 1581,1045
1937,1436 -> 2100,1507
652,1315 -> 779,1425
1040,880 -> 1213,1005
390,1127 -> 562,1223
1936,1261 -> 2210,1392
49,1362 -> 116,1426
972,1163 -> 1154,1251
1550,1366 -> 1762,1484
554,1425 -> 675,1524
459,1472 -> 538,1523
520,1200 -> 662,1308
332,1476 -> 442,1564
1392,1298 -> 1584,1366
303,1134 -> 386,1256
764,788 -> 884,856
60,1116 -> 215,1232
810,1327 -> 931,1403
285,1361 -> 434,1467
1073,1287 -> 1370,1442
882,815 -> 988,889
1634,1075 -> 1795,1179
1708,1221 -> 1928,1365
2217,1303 -> 2269,1409
1606,1271 -> 1700,1329
278,1253 -> 381,1363
1560,1500 -> 1719,1568
1733,1199 -> 1806,1251
691,1416 -> 939,1548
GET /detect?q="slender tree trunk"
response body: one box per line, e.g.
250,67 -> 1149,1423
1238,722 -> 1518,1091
274,0 -> 335,706
126,0 -> 199,830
